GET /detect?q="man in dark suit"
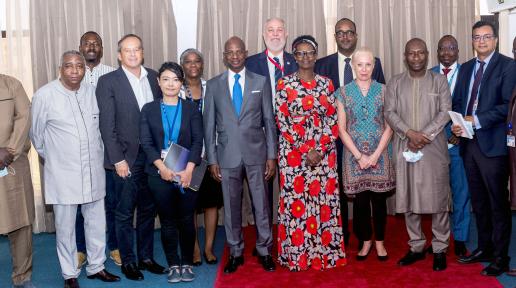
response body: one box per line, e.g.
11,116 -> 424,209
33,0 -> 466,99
452,21 -> 516,276
96,34 -> 165,281
204,36 -> 277,274
314,18 -> 386,246
245,18 -> 297,218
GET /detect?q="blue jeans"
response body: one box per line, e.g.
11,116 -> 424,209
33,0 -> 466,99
75,170 -> 118,252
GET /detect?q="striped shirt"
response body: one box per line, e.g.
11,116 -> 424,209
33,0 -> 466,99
82,63 -> 115,87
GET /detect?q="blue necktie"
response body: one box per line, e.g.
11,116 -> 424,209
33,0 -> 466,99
233,73 -> 243,117
273,56 -> 282,84
344,58 -> 353,85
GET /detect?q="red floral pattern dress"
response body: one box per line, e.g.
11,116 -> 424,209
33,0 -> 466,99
275,73 -> 347,271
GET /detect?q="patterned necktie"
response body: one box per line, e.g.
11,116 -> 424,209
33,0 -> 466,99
344,58 -> 353,85
442,68 -> 451,76
273,56 -> 282,84
466,61 -> 485,116
232,73 -> 243,117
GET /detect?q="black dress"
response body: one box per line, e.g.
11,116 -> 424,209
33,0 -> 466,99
190,97 -> 224,211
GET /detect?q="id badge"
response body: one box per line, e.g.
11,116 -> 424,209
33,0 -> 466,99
161,149 -> 169,159
507,135 -> 515,147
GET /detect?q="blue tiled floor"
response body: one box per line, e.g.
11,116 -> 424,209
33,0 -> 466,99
0,227 -> 226,288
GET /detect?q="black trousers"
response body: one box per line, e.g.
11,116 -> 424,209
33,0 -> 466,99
352,191 -> 387,242
114,150 -> 156,265
336,139 -> 350,242
462,137 -> 511,258
148,175 -> 198,266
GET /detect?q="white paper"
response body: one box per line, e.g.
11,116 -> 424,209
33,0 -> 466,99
448,111 -> 474,139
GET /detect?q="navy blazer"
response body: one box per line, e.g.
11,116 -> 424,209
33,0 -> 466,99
314,53 -> 386,88
96,67 -> 162,169
245,50 -> 298,80
452,52 -> 516,157
139,98 -> 203,176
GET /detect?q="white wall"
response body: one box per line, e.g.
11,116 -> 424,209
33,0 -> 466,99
171,0 -> 198,60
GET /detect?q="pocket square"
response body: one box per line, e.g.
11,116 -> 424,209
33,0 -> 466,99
251,90 -> 261,93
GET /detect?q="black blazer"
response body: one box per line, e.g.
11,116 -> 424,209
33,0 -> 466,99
96,67 -> 162,169
452,51 -> 516,157
245,50 -> 298,80
314,53 -> 386,88
140,98 -> 203,176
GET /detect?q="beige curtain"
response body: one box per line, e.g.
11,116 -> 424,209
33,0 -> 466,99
28,0 -> 177,232
30,0 -> 177,90
197,0 -> 327,79
335,0 -> 475,81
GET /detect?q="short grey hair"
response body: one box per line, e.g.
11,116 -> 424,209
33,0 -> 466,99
180,48 -> 204,65
263,17 -> 286,32
60,50 -> 85,66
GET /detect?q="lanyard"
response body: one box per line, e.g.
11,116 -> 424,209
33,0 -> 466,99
265,50 -> 284,73
161,100 -> 181,148
185,84 -> 203,112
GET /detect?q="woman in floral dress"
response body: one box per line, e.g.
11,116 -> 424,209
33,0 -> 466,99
275,35 -> 346,271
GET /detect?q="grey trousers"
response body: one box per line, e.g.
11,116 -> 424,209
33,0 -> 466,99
405,211 -> 450,253
8,225 -> 33,285
220,163 -> 273,257
53,199 -> 106,279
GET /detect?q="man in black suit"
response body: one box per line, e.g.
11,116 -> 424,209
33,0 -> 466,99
245,17 -> 297,219
452,21 -> 516,276
314,18 -> 386,246
96,34 -> 166,281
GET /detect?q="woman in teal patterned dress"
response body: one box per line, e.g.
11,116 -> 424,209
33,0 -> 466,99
335,47 -> 395,261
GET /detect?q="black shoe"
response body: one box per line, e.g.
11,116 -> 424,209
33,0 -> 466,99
457,249 -> 494,264
356,244 -> 372,261
481,257 -> 509,276
454,240 -> 467,257
398,250 -> 425,266
192,259 -> 202,266
252,248 -> 258,257
224,256 -> 244,273
138,258 -> 166,274
433,252 -> 447,271
64,278 -> 80,288
204,251 -> 218,265
87,269 -> 120,282
425,246 -> 433,255
259,255 -> 276,272
121,263 -> 144,281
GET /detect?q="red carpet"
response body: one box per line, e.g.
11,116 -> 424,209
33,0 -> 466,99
214,215 -> 502,288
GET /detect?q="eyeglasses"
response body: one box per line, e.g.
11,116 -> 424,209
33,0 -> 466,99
335,30 -> 356,38
293,50 -> 316,58
472,34 -> 496,42
223,50 -> 245,57
438,46 -> 458,52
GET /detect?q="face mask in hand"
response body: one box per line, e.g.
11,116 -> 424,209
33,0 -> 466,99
0,167 -> 8,177
402,150 -> 424,163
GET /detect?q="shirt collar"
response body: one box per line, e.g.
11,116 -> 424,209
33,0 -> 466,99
439,61 -> 458,72
122,65 -> 147,81
338,51 -> 353,63
267,50 -> 284,63
476,50 -> 495,66
228,68 -> 246,80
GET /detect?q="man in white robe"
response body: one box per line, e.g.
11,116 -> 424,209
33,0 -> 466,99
30,51 -> 119,288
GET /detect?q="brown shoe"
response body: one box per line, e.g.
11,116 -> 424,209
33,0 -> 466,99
64,278 -> 79,288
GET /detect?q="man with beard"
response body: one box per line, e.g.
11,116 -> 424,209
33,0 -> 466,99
204,36 -> 277,274
315,17 -> 386,246
75,31 -> 118,269
385,38 -> 451,271
430,35 -> 470,257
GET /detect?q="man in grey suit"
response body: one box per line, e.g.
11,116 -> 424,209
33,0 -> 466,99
203,36 -> 277,274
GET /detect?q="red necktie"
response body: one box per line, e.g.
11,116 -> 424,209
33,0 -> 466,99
442,68 -> 451,76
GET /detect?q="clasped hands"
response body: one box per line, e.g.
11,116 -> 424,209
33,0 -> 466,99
0,147 -> 14,169
159,166 -> 192,188
406,129 -> 431,152
356,153 -> 380,170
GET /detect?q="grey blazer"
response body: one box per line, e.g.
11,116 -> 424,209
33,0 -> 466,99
203,70 -> 277,169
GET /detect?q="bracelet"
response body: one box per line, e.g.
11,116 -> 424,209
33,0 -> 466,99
356,153 -> 362,160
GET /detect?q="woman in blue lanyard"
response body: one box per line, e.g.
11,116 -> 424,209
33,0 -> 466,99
140,62 -> 203,283
180,48 -> 223,266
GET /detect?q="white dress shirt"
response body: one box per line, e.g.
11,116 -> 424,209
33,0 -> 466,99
82,63 -> 115,87
267,51 -> 284,94
439,61 -> 459,94
122,65 -> 154,111
228,68 -> 246,100
338,52 -> 355,86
